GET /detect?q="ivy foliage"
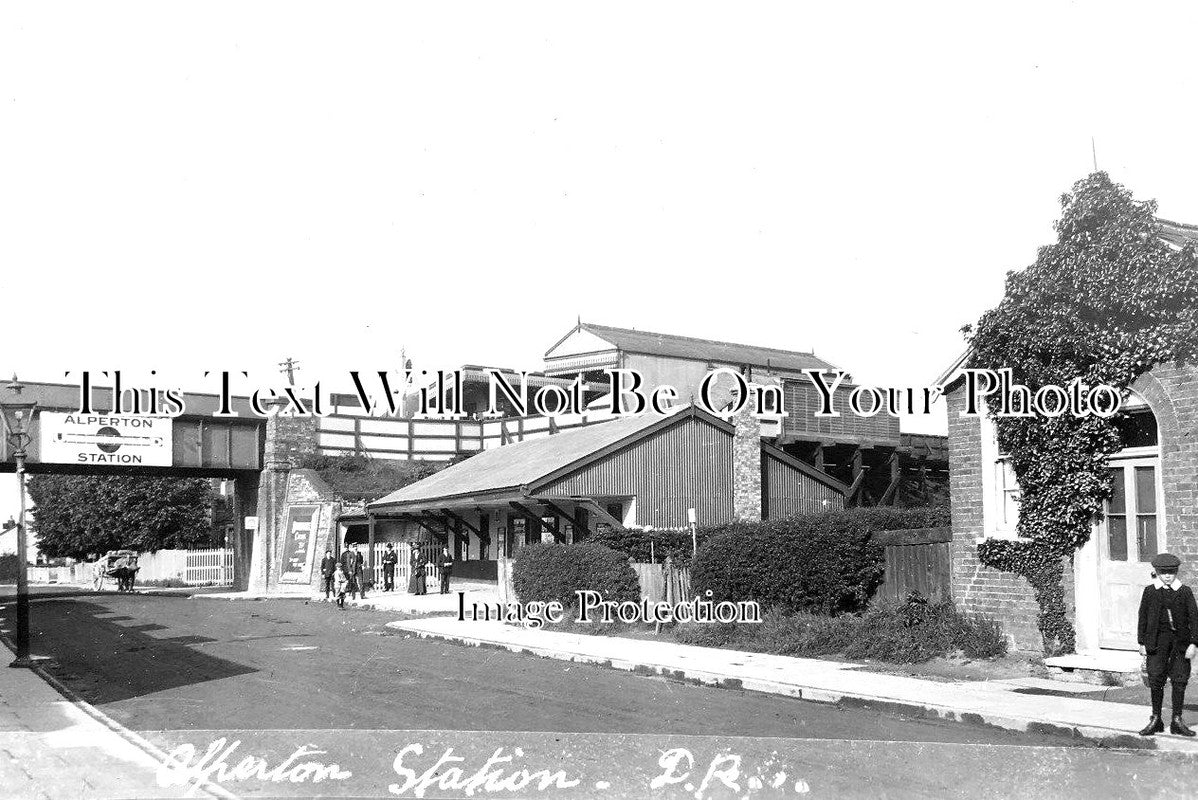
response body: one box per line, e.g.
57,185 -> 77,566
966,172 -> 1198,653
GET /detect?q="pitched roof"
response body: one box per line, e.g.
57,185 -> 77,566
369,408 -> 696,508
551,322 -> 839,373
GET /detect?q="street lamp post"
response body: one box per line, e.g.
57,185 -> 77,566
2,376 -> 37,668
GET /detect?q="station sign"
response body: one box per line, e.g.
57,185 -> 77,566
39,412 -> 173,467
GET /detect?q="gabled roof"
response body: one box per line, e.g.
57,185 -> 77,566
545,322 -> 839,374
369,404 -> 847,511
369,407 -> 697,509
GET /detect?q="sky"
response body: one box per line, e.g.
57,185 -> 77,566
3,2 -> 1198,529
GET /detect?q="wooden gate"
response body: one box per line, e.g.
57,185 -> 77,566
873,527 -> 952,604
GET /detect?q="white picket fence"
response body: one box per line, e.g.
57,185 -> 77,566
28,547 -> 236,587
183,548 -> 235,585
127,548 -> 235,585
369,542 -> 438,588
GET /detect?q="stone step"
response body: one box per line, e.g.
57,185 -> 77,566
1044,650 -> 1142,687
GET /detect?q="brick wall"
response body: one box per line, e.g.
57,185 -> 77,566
732,403 -> 762,521
948,362 -> 1198,653
1133,363 -> 1198,568
263,407 -> 319,467
250,403 -> 321,592
946,387 -> 1044,651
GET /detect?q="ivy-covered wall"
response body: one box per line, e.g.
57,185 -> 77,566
950,363 -> 1198,652
946,386 -> 1046,651
948,173 -> 1198,654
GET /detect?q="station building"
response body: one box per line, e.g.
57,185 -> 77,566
335,404 -> 846,583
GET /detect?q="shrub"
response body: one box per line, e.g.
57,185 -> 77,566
591,527 -> 713,566
846,594 -> 1009,663
0,554 -> 18,583
690,512 -> 891,615
689,507 -> 951,615
512,542 -> 640,607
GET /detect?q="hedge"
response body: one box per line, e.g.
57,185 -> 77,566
590,527 -> 713,567
512,542 -> 640,607
592,508 -> 948,568
688,507 -> 948,615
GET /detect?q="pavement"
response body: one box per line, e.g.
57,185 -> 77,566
387,615 -> 1198,754
0,642 -> 226,799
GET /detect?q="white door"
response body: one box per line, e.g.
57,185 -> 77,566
1097,458 -> 1162,649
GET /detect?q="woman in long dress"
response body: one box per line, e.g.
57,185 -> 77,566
414,552 -> 428,595
407,549 -> 422,594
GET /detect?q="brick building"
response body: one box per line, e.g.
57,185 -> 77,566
942,350 -> 1198,657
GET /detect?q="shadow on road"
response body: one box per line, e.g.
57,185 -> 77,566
18,598 -> 258,705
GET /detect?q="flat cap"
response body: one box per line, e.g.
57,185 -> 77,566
1151,553 -> 1181,571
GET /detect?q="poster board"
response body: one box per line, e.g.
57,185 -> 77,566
279,505 -> 321,584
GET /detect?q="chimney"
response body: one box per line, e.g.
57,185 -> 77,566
732,400 -> 762,521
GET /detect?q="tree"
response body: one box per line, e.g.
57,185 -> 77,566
966,172 -> 1198,653
26,475 -> 215,559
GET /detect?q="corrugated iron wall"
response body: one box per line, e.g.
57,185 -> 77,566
764,452 -> 844,518
541,416 -> 733,528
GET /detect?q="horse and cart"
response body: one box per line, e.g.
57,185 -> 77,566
93,550 -> 139,592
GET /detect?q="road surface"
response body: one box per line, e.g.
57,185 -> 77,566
2,587 -> 1195,799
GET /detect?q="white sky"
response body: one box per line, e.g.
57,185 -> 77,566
3,1 -> 1198,522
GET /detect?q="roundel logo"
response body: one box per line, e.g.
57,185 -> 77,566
96,426 -> 123,454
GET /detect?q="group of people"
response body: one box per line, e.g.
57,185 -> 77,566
319,544 -> 370,607
320,542 -> 455,607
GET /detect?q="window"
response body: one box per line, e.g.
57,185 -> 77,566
1115,408 -> 1159,448
979,410 -> 1023,539
1103,463 -> 1160,563
995,457 -> 1022,531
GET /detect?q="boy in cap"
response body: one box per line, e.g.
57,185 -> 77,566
1138,552 -> 1198,736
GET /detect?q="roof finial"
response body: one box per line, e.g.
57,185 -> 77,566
1092,136 -> 1098,172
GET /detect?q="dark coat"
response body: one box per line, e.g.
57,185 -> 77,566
1138,583 -> 1198,652
382,549 -> 399,568
320,556 -> 337,578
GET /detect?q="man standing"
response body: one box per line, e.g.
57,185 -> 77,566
439,546 -> 454,595
1138,553 -> 1198,737
320,549 -> 337,600
382,543 -> 398,592
340,545 -> 358,599
352,544 -> 368,600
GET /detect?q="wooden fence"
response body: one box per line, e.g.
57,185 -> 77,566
873,527 -> 952,604
632,562 -> 692,604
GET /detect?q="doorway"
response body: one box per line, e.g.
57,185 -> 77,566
1096,457 -> 1162,649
